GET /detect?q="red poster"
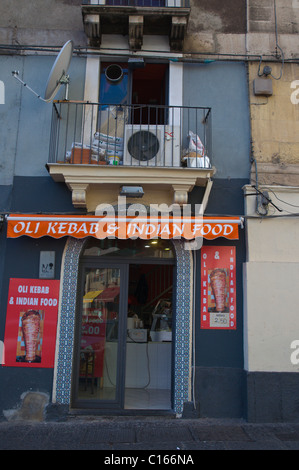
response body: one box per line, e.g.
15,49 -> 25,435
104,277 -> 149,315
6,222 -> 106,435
80,308 -> 107,378
201,247 -> 236,330
3,278 -> 60,367
80,287 -> 119,378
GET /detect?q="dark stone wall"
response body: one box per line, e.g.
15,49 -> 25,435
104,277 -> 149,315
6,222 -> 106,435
246,372 -> 299,423
189,0 -> 246,34
195,367 -> 245,419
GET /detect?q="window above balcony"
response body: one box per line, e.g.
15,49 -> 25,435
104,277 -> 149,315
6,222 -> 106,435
81,0 -> 190,51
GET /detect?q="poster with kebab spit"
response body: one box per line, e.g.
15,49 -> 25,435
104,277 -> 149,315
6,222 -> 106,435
3,279 -> 60,367
200,246 -> 236,330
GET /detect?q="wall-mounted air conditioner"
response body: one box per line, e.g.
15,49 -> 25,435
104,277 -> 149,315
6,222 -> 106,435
124,125 -> 181,167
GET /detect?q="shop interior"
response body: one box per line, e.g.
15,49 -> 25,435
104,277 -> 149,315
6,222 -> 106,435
76,239 -> 174,410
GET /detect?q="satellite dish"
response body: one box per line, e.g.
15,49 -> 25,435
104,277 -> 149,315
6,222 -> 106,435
12,40 -> 73,102
44,40 -> 73,102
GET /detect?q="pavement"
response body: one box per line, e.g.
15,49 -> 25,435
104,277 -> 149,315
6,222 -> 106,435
1,416 -> 299,451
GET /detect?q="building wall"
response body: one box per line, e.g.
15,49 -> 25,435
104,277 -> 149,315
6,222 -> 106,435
0,55 -> 86,184
249,62 -> 299,186
243,3 -> 299,422
0,0 -> 85,47
185,0 -> 246,55
0,49 -> 86,418
0,5 -> 252,419
1,0 -> 299,422
0,235 -> 67,417
247,0 -> 299,58
186,0 -> 299,58
1,0 -> 298,59
184,61 -> 250,418
243,185 -> 299,422
184,61 -> 250,179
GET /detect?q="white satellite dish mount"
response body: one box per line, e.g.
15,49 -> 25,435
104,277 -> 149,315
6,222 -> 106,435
12,40 -> 74,102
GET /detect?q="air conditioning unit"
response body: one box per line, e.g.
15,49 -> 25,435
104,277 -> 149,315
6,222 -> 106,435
124,125 -> 181,167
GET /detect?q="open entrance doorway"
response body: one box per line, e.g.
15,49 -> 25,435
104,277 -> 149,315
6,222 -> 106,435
71,238 -> 175,412
125,263 -> 173,409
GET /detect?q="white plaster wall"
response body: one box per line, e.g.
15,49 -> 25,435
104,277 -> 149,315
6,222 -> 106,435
244,185 -> 299,262
244,261 -> 299,373
246,217 -> 299,263
243,184 -> 299,373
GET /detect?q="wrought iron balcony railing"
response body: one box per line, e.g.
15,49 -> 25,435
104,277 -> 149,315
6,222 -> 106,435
48,102 -> 212,169
82,0 -> 190,7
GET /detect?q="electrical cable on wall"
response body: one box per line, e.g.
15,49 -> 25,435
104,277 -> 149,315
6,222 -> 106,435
257,0 -> 285,81
0,43 -> 293,63
247,185 -> 299,217
267,187 -> 299,209
249,156 -> 267,216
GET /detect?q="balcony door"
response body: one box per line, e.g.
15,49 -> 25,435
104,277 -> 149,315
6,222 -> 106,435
99,61 -> 168,125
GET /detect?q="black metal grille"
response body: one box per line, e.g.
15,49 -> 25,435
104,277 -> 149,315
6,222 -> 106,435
82,0 -> 190,7
48,102 -> 212,169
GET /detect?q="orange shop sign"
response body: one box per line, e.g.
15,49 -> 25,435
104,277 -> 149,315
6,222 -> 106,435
6,214 -> 242,240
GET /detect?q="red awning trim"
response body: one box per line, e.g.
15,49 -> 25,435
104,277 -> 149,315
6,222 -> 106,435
6,214 -> 243,240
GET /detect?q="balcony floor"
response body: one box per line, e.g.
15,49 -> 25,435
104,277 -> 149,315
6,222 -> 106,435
47,163 -> 215,210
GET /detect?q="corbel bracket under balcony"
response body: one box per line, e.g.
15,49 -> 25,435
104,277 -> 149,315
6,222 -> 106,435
83,14 -> 101,46
129,15 -> 144,50
172,184 -> 193,205
67,182 -> 90,208
170,16 -> 187,51
82,5 -> 190,51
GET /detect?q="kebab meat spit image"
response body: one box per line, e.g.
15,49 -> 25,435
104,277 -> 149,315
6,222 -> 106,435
22,310 -> 41,362
210,269 -> 227,312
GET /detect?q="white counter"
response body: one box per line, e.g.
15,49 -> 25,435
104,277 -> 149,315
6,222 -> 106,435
103,341 -> 172,389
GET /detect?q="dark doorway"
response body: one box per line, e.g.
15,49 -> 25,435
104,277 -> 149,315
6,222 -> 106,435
131,63 -> 168,124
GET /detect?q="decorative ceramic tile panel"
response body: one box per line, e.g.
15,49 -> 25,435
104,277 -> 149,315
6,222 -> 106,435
172,241 -> 193,414
54,238 -> 83,404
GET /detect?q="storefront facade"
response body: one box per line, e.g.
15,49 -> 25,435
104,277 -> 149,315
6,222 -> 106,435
0,51 -> 250,420
2,213 -> 243,417
0,0 -> 254,421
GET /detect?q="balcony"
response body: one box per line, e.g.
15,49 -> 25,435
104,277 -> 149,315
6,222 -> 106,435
47,101 -> 214,210
81,0 -> 190,50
